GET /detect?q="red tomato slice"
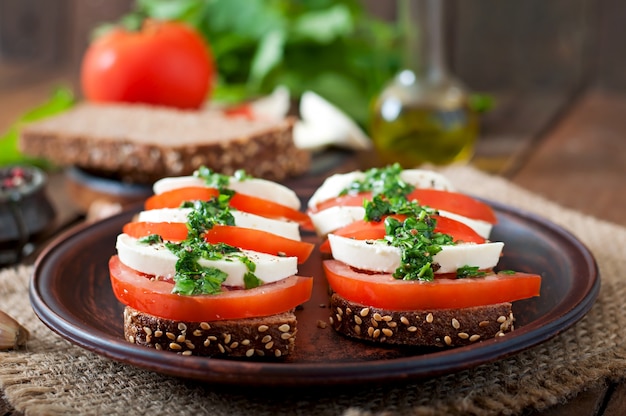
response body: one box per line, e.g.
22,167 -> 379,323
123,222 -> 314,264
144,186 -> 312,228
123,222 -> 189,241
323,259 -> 540,310
407,189 -> 497,224
310,189 -> 497,224
203,225 -> 314,264
109,256 -> 313,322
319,214 -> 485,253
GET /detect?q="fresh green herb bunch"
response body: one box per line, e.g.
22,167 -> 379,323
341,163 -> 415,199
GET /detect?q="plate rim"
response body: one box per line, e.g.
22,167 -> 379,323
29,199 -> 600,386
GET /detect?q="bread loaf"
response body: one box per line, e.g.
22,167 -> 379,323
329,293 -> 514,348
19,102 -> 310,183
123,306 -> 298,358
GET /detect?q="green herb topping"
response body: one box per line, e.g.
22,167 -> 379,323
340,163 -> 415,199
194,166 -> 252,190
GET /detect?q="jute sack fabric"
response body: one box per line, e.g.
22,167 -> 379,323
1,165 -> 625,416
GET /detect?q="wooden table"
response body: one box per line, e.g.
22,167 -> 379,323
1,84 -> 625,415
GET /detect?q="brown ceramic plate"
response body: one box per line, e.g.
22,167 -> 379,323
30,200 -> 599,386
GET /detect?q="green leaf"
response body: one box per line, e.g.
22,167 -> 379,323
0,87 -> 74,167
249,29 -> 286,89
292,4 -> 353,43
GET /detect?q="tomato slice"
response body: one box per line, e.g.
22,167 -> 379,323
407,189 -> 497,223
145,186 -> 312,228
323,259 -> 540,310
203,225 -> 314,264
310,189 -> 497,224
319,214 -> 485,253
123,222 -> 314,264
109,256 -> 313,322
123,222 -> 189,241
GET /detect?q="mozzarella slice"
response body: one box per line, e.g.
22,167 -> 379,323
307,169 -> 455,210
327,234 -> 503,275
153,175 -> 301,210
309,206 -> 365,236
116,234 -> 297,287
137,208 -> 301,240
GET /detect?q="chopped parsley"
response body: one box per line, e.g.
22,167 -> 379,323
194,166 -> 252,190
340,163 -> 415,199
456,265 -> 487,279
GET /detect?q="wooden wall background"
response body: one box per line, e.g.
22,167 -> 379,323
0,0 -> 624,167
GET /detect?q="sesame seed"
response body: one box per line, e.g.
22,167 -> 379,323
497,315 -> 507,323
203,338 -> 211,347
354,316 -> 363,325
265,341 -> 274,349
154,330 -> 163,338
360,308 -> 370,317
185,340 -> 195,349
143,327 -> 152,336
258,325 -> 269,332
346,308 -> 352,315
329,316 -> 334,325
479,320 -> 490,327
373,329 -> 381,338
382,315 -> 393,322
470,334 -> 481,342
166,332 -> 176,340
373,313 -> 383,321
426,313 -> 434,323
407,326 -> 417,332
280,333 -> 292,340
261,335 -> 272,343
444,336 -> 452,346
336,313 -> 342,322
200,322 -> 211,330
367,327 -> 375,336
218,344 -> 225,353
176,335 -> 185,343
230,342 -> 239,349
400,316 -> 410,325
278,324 -> 291,332
224,334 -> 232,344
169,342 -> 182,350
155,343 -> 162,350
128,335 -> 135,344
387,322 -> 397,328
207,335 -> 217,341
177,323 -> 187,332
275,349 -> 282,358
246,349 -> 255,357
241,339 -> 251,346
458,332 -> 469,339
382,328 -> 393,337
451,318 -> 460,329
370,318 -> 379,328
256,350 -> 265,357
337,307 -> 343,316
192,329 -> 203,337
182,350 -> 192,356
146,335 -> 152,343
354,325 -> 361,335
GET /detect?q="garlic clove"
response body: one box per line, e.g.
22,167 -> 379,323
0,310 -> 29,350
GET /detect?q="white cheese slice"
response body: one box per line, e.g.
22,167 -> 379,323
309,205 -> 366,237
137,208 -> 301,240
116,234 -> 297,287
153,175 -> 301,210
327,234 -> 503,275
307,169 -> 455,210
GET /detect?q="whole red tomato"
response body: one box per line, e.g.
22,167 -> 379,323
81,20 -> 215,109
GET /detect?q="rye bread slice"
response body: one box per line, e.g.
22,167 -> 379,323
329,293 -> 514,348
123,306 -> 297,358
19,102 -> 310,183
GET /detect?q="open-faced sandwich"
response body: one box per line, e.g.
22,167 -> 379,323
307,164 -> 541,348
108,167 -> 314,358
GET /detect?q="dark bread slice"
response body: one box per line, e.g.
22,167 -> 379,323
19,102 -> 310,183
329,293 -> 514,348
123,306 -> 297,358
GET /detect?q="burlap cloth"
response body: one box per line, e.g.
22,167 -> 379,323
1,165 -> 625,416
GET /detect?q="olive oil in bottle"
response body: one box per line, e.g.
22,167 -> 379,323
370,0 -> 479,167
